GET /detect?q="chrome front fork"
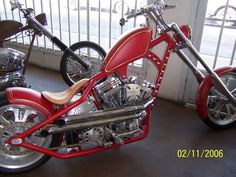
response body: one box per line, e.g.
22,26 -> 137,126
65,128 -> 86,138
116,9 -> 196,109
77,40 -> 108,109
171,23 -> 236,106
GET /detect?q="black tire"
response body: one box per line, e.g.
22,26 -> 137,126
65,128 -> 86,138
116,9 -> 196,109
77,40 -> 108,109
213,5 -> 236,26
0,104 -> 60,174
60,41 -> 106,86
203,72 -> 236,129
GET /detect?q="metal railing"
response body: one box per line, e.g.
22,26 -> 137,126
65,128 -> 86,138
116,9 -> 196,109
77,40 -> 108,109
199,0 -> 236,69
0,0 -> 147,68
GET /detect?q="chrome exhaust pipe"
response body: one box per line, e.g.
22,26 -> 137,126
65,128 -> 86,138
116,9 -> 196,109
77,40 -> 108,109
41,99 -> 153,136
66,98 -> 154,124
45,111 -> 146,135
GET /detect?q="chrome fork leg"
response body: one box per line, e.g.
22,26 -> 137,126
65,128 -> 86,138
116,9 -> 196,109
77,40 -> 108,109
172,23 -> 236,106
176,50 -> 204,83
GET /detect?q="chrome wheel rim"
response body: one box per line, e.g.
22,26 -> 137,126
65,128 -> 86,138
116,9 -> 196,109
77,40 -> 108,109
0,105 -> 52,169
207,73 -> 236,125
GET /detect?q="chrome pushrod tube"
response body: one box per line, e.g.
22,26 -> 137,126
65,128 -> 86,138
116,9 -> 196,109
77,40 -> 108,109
171,23 -> 236,105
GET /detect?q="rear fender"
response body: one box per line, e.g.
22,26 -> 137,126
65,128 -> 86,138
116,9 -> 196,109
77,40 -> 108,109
197,66 -> 235,119
6,87 -> 56,116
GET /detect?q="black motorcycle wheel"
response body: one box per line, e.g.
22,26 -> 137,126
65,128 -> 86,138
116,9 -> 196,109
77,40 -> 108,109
203,72 -> 236,129
60,41 -> 107,86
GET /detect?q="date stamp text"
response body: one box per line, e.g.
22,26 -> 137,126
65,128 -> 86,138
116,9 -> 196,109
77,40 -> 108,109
177,149 -> 224,158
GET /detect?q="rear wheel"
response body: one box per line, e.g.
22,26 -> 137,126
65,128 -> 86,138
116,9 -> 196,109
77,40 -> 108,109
0,104 -> 59,173
60,41 -> 106,86
204,72 -> 236,129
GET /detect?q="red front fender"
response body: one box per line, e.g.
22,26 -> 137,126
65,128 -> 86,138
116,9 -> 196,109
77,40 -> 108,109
197,66 -> 235,119
6,87 -> 56,116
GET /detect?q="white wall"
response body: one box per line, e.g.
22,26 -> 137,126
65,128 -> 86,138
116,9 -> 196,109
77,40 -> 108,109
6,43 -> 63,71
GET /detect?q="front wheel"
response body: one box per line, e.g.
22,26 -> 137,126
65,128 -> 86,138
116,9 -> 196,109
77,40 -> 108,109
60,41 -> 107,86
203,72 -> 236,129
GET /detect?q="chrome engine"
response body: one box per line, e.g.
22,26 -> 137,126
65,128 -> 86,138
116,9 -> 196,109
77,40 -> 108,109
94,76 -> 154,108
0,48 -> 26,90
44,76 -> 154,152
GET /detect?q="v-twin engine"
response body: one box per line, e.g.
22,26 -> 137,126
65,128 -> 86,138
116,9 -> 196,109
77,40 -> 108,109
0,48 -> 26,90
94,76 -> 154,109
42,76 -> 154,152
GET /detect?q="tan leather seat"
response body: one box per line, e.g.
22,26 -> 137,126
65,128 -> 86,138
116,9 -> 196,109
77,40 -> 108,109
42,78 -> 89,105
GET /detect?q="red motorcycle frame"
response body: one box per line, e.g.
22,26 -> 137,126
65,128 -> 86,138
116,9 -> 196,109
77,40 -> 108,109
1,0 -> 236,173
5,27 -> 158,158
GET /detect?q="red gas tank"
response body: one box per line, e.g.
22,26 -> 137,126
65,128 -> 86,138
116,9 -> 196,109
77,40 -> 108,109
102,27 -> 152,73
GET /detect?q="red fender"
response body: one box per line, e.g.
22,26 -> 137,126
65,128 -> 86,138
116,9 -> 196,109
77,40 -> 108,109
197,66 -> 235,119
6,87 -> 56,116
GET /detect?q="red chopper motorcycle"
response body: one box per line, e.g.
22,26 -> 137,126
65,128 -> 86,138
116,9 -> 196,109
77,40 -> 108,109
0,0 -> 236,173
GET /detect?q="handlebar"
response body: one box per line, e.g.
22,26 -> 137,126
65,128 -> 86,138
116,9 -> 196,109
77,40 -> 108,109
120,0 -> 176,33
10,0 -> 22,11
163,4 -> 177,10
126,10 -> 144,19
10,0 -> 53,38
120,10 -> 143,26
